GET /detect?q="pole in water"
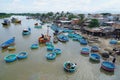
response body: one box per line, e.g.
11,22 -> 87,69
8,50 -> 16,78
47,26 -> 49,36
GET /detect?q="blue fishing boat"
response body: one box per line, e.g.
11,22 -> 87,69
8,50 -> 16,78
81,47 -> 89,55
46,45 -> 54,51
46,42 -> 52,46
90,53 -> 101,62
46,52 -> 56,60
109,40 -> 117,44
54,48 -> 62,55
79,38 -> 88,45
0,37 -> 15,49
91,46 -> 99,52
4,54 -> 17,62
63,61 -> 77,73
57,34 -> 69,42
17,52 -> 28,59
31,44 -> 39,49
101,61 -> 115,72
22,28 -> 31,35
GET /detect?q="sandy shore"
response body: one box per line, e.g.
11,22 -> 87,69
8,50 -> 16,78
76,31 -> 120,64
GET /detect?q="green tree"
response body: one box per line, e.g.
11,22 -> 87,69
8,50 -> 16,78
68,13 -> 77,20
88,19 -> 99,28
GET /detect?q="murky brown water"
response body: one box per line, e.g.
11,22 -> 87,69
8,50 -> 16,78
0,16 -> 120,80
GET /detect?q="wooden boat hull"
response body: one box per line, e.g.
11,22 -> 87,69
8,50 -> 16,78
38,36 -> 51,43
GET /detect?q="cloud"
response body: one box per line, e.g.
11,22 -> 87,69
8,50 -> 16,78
0,0 -> 120,13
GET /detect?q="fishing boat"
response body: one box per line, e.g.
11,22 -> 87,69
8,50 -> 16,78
91,46 -> 99,52
57,34 -> 69,42
34,25 -> 42,28
109,39 -> 117,44
54,48 -> 61,55
17,52 -> 28,59
4,54 -> 17,62
46,42 -> 52,46
0,37 -> 15,49
31,44 -> 39,49
11,17 -> 21,23
7,46 -> 16,51
101,61 -> 115,72
46,52 -> 56,60
46,45 -> 54,51
39,26 -> 51,43
81,47 -> 89,55
2,19 -> 10,26
63,61 -> 77,73
79,38 -> 88,45
38,35 -> 51,43
22,28 -> 31,35
34,23 -> 38,26
90,53 -> 101,62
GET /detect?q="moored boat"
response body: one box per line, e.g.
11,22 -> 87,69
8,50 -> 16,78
11,17 -> 21,23
63,61 -> 77,73
91,46 -> 99,52
57,34 -> 69,42
46,45 -> 54,51
90,53 -> 101,62
101,61 -> 115,72
2,19 -> 10,26
38,35 -> 51,43
0,37 -> 15,49
7,46 -> 16,51
31,44 -> 39,49
22,28 -> 31,35
79,38 -> 88,45
54,48 -> 61,55
81,47 -> 89,55
46,52 -> 56,60
17,52 -> 28,59
109,39 -> 117,44
4,54 -> 17,62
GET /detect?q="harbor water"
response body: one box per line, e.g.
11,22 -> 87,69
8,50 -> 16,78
0,16 -> 120,80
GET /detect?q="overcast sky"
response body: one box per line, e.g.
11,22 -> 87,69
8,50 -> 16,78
0,0 -> 120,13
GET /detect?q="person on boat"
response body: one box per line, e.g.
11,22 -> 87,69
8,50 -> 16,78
41,34 -> 44,38
112,57 -> 116,64
71,63 -> 77,69
66,61 -> 71,69
113,48 -> 117,52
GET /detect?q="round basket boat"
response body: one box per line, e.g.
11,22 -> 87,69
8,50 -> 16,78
63,61 -> 77,73
46,52 -> 56,60
81,47 -> 89,55
4,54 -> 17,62
101,61 -> 115,72
31,44 -> 39,49
54,48 -> 62,55
90,53 -> 101,62
17,52 -> 28,59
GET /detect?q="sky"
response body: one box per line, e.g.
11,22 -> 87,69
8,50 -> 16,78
0,0 -> 120,13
